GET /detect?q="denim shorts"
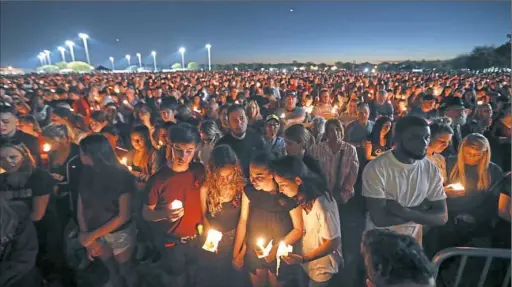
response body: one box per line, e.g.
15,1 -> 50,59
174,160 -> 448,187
99,222 -> 136,255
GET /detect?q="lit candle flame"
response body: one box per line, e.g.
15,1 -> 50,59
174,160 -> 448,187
43,143 -> 51,152
477,101 -> 483,105
448,182 -> 465,191
202,229 -> 223,253
120,157 -> 127,165
280,113 -> 286,119
256,238 -> 273,258
123,100 -> 129,105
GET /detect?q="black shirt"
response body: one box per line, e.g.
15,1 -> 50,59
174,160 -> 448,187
0,168 -> 54,212
79,166 -> 135,231
48,144 -> 83,213
215,130 -> 266,176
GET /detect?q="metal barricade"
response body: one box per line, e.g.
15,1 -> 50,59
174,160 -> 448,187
432,247 -> 511,287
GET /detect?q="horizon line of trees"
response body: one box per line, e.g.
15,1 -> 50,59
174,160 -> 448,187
205,35 -> 511,72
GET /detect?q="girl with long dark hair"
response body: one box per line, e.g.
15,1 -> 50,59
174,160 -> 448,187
125,125 -> 163,184
232,152 -> 303,287
364,116 -> 393,161
272,156 -> 342,287
77,134 -> 139,287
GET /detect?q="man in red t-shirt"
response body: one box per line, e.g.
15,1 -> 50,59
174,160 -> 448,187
143,123 -> 205,287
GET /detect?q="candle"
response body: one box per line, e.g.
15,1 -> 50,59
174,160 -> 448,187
280,113 -> 286,119
331,106 -> 338,114
447,182 -> 465,191
202,229 -> 223,253
276,241 -> 293,276
256,238 -> 273,258
170,199 -> 183,210
43,143 -> 51,152
477,100 -> 483,105
123,100 -> 129,105
120,157 -> 127,165
305,106 -> 313,114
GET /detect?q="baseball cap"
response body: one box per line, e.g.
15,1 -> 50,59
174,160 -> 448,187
422,94 -> 436,101
266,114 -> 280,123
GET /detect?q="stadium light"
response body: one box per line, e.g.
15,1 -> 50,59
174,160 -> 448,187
136,53 -> 142,68
151,51 -> 157,72
179,47 -> 185,70
205,44 -> 212,71
78,33 -> 91,64
65,41 -> 76,62
57,46 -> 66,62
109,57 -> 115,70
44,50 -> 51,65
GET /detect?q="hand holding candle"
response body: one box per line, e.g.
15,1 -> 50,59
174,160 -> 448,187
276,241 -> 293,276
168,200 -> 184,222
255,238 -> 273,258
445,182 -> 466,197
202,229 -> 223,253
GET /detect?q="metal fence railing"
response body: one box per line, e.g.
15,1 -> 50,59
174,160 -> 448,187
432,247 -> 511,287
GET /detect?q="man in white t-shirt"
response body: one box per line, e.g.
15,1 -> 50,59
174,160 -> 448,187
362,115 -> 448,245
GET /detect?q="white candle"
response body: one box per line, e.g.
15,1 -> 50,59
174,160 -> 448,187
202,229 -> 223,253
170,200 -> 183,210
43,143 -> 51,152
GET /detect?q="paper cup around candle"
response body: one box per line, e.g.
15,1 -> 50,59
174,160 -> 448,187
202,229 -> 223,253
276,241 -> 293,276
170,200 -> 183,210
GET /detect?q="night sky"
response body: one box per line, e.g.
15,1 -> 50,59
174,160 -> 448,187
1,1 -> 510,69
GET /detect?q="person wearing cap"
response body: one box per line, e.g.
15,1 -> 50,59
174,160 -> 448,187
440,97 -> 466,157
408,94 -> 438,122
0,102 -> 41,166
274,91 -> 306,128
264,114 -> 286,159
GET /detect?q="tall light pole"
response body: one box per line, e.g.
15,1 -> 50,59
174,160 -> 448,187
58,46 -> 66,62
136,53 -> 142,68
38,53 -> 46,66
205,44 -> 212,71
151,51 -> 157,72
78,33 -> 91,65
109,57 -> 115,70
125,55 -> 131,67
44,50 -> 51,65
65,41 -> 75,62
179,47 -> 185,70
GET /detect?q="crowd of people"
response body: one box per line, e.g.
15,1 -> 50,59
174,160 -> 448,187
0,70 -> 510,287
